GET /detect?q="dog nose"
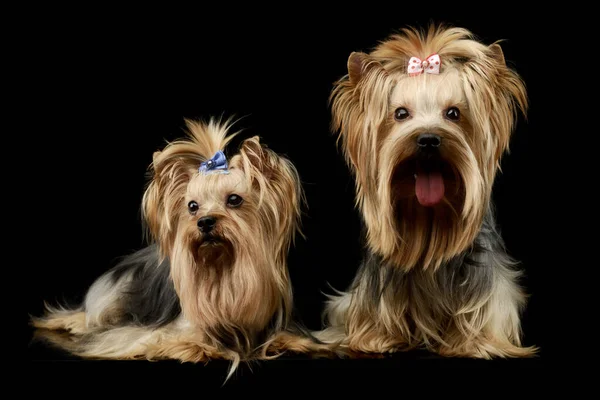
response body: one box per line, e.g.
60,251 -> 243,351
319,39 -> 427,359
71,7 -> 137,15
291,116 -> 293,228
417,133 -> 441,149
197,216 -> 217,233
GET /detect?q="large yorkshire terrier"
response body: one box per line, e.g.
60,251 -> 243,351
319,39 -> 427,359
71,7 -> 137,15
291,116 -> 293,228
32,119 -> 325,374
318,25 -> 537,358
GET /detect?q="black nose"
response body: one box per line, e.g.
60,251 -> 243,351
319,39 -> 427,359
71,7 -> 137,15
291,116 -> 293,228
197,216 -> 217,233
417,133 -> 441,149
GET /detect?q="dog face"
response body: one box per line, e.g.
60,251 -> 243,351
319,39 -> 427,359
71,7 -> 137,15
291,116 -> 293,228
331,26 -> 527,270
142,120 -> 303,332
383,68 -> 473,208
180,168 -> 250,268
172,139 -> 302,272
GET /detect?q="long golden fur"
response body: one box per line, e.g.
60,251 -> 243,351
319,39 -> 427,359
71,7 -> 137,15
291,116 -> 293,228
317,24 -> 537,358
32,118 -> 331,378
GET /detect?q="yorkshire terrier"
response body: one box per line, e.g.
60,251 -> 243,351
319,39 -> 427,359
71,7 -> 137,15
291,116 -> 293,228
317,25 -> 537,358
32,118 -> 328,375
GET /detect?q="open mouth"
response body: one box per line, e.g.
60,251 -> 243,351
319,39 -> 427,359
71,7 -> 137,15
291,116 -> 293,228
392,155 -> 458,208
414,158 -> 446,207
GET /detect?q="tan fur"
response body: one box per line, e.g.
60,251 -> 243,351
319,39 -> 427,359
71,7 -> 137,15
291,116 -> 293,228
331,25 -> 527,270
322,24 -> 537,359
142,118 -> 241,256
32,118 -> 333,377
32,306 -> 87,334
261,331 -> 340,359
318,258 -> 536,358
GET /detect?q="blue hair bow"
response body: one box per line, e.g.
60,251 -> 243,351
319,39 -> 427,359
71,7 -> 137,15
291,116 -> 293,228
199,150 -> 229,174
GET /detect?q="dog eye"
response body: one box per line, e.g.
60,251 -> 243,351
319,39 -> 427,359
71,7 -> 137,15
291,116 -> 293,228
445,107 -> 460,121
226,194 -> 244,208
188,201 -> 199,215
394,107 -> 410,121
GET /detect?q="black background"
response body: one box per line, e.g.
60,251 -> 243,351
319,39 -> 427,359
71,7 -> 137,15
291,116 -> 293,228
26,6 -> 549,389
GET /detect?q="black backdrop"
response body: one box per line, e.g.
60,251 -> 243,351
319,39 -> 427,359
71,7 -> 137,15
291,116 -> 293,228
26,7 -> 546,388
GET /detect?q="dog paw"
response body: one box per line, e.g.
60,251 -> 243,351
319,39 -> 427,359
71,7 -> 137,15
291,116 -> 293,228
437,341 -> 538,359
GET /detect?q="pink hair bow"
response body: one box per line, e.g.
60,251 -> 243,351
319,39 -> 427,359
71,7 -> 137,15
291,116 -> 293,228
408,54 -> 441,76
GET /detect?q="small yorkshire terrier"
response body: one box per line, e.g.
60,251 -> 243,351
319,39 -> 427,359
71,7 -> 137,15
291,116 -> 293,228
32,118 -> 325,375
317,25 -> 537,358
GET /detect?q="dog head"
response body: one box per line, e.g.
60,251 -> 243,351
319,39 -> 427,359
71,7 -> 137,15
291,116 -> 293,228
142,118 -> 303,334
331,25 -> 527,270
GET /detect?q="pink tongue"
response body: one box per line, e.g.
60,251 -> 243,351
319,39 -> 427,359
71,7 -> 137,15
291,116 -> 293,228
415,171 -> 445,206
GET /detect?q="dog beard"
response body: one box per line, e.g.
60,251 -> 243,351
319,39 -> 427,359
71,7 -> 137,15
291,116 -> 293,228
193,234 -> 236,270
377,131 -> 486,270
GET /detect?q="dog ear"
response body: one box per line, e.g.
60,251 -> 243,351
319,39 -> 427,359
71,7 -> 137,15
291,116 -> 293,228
142,149 -> 195,255
488,43 -> 506,66
348,52 -> 386,85
235,136 -> 279,180
235,136 -> 302,202
348,52 -> 369,84
235,136 -> 303,247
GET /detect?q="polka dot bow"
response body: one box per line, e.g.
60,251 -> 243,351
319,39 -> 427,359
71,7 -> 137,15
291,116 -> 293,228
408,54 -> 441,76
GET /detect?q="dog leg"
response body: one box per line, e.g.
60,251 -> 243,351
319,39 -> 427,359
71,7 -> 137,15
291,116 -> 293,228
260,330 -> 343,359
319,284 -> 409,357
144,332 -> 226,363
439,275 -> 538,358
31,306 -> 87,334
